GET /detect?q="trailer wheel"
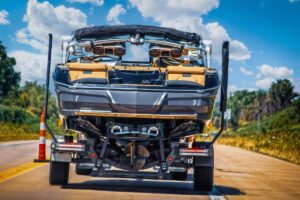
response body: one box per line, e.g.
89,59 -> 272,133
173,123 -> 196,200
49,161 -> 70,185
75,164 -> 92,175
193,166 -> 214,192
170,171 -> 188,180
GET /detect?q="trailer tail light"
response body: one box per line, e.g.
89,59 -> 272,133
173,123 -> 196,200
52,143 -> 85,152
90,152 -> 97,158
179,148 -> 209,157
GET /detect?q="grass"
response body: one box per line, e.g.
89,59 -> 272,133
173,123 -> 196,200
216,100 -> 300,165
0,123 -> 37,142
0,133 -> 39,142
0,122 -> 60,142
217,131 -> 300,165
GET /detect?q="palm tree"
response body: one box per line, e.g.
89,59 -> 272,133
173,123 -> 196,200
269,79 -> 298,111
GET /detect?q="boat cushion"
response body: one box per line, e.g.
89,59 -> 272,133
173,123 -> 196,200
67,62 -> 107,81
166,66 -> 206,85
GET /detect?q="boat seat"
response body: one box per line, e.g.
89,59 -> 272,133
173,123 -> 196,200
67,62 -> 107,81
166,66 -> 206,85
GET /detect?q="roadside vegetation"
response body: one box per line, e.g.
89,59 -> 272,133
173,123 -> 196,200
215,81 -> 300,165
0,42 -> 59,142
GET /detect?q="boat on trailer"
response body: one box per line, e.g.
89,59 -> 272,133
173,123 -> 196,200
45,25 -> 229,192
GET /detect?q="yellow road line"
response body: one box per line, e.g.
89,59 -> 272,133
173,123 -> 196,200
0,162 -> 47,183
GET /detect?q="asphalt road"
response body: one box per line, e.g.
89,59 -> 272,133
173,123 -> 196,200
0,141 -> 299,200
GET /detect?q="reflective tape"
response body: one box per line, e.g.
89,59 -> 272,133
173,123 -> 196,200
39,136 -> 46,144
40,122 -> 46,130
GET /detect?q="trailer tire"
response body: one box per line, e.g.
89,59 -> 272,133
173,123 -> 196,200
49,161 -> 70,185
193,166 -> 214,192
75,164 -> 92,175
170,171 -> 188,180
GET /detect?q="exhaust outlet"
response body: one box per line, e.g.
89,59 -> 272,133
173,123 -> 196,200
148,127 -> 159,136
111,125 -> 122,134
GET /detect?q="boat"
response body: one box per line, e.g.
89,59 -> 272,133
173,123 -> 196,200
53,25 -> 219,125
46,25 -> 229,191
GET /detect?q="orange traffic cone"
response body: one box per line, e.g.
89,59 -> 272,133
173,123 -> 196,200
34,107 -> 49,162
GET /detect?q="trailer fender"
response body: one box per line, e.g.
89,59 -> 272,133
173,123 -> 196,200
193,147 -> 214,167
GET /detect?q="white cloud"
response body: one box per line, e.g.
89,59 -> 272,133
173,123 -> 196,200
129,0 -> 250,62
294,79 -> 300,93
130,0 -> 219,21
16,28 -> 47,52
16,0 -> 87,54
228,85 -> 238,93
240,66 -> 254,76
67,0 -> 104,6
107,4 -> 126,25
14,0 -> 87,83
0,9 -> 9,25
230,40 -> 251,60
229,85 -> 257,93
255,77 -> 275,89
255,64 -> 294,89
204,22 -> 251,61
257,64 -> 293,79
8,50 -> 60,84
166,0 -> 219,15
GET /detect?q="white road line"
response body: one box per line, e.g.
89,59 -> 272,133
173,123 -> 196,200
209,186 -> 226,200
0,140 -> 52,146
209,196 -> 226,200
0,140 -> 37,146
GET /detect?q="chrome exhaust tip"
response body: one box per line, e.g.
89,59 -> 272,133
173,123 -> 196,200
111,125 -> 122,134
148,126 -> 159,136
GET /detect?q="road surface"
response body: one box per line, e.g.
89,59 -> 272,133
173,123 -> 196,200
0,140 -> 299,200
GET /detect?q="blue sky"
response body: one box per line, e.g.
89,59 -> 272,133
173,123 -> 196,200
0,0 -> 299,92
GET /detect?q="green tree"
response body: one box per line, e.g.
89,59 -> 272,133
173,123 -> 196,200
2,81 -> 58,121
269,79 -> 298,111
227,79 -> 298,130
0,41 -> 20,96
228,90 -> 251,130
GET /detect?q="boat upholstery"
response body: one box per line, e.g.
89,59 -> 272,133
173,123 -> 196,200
67,62 -> 206,86
67,62 -> 107,81
166,66 -> 206,85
